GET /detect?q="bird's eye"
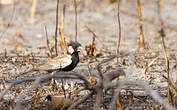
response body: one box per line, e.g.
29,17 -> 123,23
77,46 -> 83,52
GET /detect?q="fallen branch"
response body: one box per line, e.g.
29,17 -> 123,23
104,80 -> 176,110
14,77 -> 42,110
0,78 -> 35,100
1,72 -> 91,100
68,91 -> 93,110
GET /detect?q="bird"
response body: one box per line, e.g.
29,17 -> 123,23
16,41 -> 82,77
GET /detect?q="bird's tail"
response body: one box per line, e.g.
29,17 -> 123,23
14,68 -> 37,79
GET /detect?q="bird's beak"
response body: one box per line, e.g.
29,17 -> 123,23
77,46 -> 83,52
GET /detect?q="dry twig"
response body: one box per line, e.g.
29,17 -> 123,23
116,0 -> 121,63
85,26 -> 96,56
157,0 -> 177,105
44,26 -> 52,57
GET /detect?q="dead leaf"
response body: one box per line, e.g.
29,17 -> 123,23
85,43 -> 100,56
14,44 -> 23,53
106,0 -> 117,3
89,76 -> 97,85
37,45 -> 48,50
15,86 -> 21,94
15,31 -> 29,43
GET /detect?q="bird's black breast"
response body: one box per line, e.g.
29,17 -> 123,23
61,52 -> 79,71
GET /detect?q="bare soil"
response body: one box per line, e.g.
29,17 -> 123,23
0,0 -> 176,110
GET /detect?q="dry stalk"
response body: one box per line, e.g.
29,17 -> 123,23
59,5 -> 68,54
0,5 -> 15,39
93,54 -> 122,108
29,0 -> 37,24
116,0 -> 121,63
94,86 -> 104,109
54,0 -> 60,56
73,0 -> 78,42
137,0 -> 145,51
116,94 -> 123,110
4,49 -> 7,58
94,67 -> 104,109
44,26 -> 52,57
157,0 -> 177,106
120,8 -> 177,31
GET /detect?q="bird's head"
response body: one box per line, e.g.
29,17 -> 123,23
67,41 -> 82,54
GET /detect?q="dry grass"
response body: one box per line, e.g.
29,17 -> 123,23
0,0 -> 176,110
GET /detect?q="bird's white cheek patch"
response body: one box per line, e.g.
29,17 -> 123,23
68,46 -> 74,54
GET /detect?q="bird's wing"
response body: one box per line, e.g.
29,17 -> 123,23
47,55 -> 72,70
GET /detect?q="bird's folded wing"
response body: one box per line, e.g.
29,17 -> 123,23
47,55 -> 72,69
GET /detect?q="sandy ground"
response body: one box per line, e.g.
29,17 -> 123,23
0,0 -> 177,109
0,0 -> 177,52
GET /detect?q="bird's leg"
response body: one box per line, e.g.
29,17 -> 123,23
61,79 -> 66,98
50,71 -> 66,98
50,71 -> 59,92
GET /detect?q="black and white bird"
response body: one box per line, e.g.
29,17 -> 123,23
18,41 -> 82,76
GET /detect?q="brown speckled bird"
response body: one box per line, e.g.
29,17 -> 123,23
17,41 -> 82,77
